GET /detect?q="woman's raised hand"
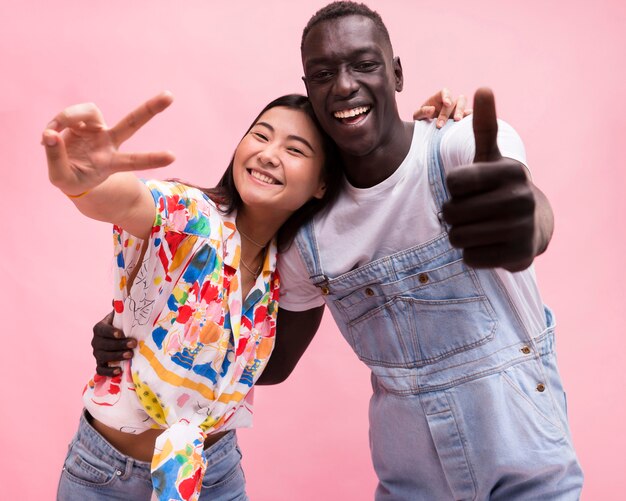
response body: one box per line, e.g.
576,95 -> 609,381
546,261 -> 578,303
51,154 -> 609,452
413,88 -> 472,129
42,92 -> 175,197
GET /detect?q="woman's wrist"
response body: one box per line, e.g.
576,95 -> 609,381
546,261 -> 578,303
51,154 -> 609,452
63,189 -> 91,199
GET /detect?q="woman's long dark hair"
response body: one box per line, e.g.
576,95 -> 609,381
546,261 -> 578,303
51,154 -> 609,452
188,94 -> 343,250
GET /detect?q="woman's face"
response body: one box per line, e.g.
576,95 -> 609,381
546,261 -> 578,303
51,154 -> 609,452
233,106 -> 327,217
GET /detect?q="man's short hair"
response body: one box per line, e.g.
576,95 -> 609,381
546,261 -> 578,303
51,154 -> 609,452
301,1 -> 391,50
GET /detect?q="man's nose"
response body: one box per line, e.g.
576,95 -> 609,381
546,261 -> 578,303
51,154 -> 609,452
334,68 -> 359,98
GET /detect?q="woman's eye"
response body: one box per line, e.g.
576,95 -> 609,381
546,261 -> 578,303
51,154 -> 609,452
252,132 -> 268,141
287,147 -> 305,156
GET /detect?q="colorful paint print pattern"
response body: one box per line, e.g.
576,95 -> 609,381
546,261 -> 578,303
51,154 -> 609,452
82,180 -> 280,500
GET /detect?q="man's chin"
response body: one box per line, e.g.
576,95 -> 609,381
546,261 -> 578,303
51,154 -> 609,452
335,136 -> 378,158
326,123 -> 378,157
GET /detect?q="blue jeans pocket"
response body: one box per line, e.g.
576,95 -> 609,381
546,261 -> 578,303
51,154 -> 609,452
200,445 -> 247,500
62,441 -> 118,487
501,360 -> 568,439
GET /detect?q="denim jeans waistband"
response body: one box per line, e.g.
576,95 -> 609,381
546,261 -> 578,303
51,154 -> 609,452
77,410 -> 239,472
77,410 -> 152,474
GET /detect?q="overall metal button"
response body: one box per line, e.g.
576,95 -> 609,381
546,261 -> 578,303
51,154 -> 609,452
418,273 -> 429,284
536,383 -> 546,392
365,287 -> 375,297
521,346 -> 531,354
321,286 -> 330,295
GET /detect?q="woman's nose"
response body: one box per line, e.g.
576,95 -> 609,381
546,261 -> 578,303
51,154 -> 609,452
257,144 -> 280,167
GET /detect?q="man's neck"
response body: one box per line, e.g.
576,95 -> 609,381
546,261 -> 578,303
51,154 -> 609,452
342,120 -> 414,189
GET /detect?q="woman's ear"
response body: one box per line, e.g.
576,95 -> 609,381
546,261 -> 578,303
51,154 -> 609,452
313,183 -> 327,200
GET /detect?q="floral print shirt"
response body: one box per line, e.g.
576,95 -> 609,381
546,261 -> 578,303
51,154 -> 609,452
82,180 -> 280,500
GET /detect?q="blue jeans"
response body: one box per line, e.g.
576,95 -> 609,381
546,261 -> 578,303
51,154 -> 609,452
57,411 -> 247,500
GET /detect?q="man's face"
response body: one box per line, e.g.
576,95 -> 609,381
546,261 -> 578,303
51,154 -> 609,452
301,15 -> 403,157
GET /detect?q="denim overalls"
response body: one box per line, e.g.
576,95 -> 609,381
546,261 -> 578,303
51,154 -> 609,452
295,126 -> 583,500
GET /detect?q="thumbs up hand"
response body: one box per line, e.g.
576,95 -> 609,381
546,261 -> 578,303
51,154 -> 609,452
442,88 -> 552,272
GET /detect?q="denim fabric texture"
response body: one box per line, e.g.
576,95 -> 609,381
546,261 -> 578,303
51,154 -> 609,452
295,123 -> 583,500
57,411 -> 248,501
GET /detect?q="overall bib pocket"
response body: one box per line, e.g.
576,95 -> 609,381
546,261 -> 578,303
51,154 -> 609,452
340,258 -> 497,367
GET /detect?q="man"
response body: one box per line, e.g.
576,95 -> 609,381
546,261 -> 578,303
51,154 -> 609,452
94,2 -> 583,499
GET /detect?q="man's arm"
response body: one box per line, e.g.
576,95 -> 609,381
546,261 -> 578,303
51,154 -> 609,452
529,183 -> 554,259
91,311 -> 136,376
256,306 -> 325,385
91,305 -> 325,383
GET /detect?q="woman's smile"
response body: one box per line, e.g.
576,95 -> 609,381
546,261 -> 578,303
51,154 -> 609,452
247,168 -> 282,185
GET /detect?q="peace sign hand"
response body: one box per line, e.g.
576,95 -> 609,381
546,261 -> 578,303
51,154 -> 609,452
442,88 -> 542,272
42,91 -> 175,197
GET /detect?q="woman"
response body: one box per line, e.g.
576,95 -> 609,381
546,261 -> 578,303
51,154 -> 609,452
44,92 -> 343,501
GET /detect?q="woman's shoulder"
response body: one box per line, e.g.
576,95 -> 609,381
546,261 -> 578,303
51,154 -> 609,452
144,179 -> 222,209
142,179 -> 227,229
143,179 -> 208,201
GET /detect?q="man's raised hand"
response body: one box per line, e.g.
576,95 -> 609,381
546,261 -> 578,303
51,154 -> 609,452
442,88 -> 550,272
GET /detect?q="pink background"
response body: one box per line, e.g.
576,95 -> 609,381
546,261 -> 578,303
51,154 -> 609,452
1,1 -> 625,499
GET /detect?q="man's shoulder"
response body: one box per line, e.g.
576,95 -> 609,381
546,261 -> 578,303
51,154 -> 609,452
409,119 -> 469,159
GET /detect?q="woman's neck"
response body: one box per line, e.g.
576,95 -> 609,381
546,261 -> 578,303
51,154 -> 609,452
236,206 -> 286,249
235,207 -> 284,296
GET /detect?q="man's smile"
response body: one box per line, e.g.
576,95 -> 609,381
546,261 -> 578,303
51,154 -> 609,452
333,105 -> 372,125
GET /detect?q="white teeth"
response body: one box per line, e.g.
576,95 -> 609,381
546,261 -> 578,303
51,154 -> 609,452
334,106 -> 371,119
250,170 -> 277,184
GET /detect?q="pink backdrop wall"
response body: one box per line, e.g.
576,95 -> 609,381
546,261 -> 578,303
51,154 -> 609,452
1,1 -> 624,499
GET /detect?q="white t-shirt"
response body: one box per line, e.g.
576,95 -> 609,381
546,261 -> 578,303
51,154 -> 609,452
278,117 -> 548,337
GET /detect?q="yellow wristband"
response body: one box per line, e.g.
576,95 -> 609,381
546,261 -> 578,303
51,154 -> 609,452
65,190 -> 90,199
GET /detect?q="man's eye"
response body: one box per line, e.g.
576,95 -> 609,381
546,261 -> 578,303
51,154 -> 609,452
355,61 -> 377,71
309,70 -> 334,82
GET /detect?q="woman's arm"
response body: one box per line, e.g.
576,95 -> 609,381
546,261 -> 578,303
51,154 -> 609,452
42,92 -> 175,239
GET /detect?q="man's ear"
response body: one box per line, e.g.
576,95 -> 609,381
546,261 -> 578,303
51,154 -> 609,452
393,56 -> 404,92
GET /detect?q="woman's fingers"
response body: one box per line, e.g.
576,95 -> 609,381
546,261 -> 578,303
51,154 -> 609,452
46,91 -> 173,146
413,88 -> 458,127
109,150 -> 176,172
42,129 -> 72,188
43,93 -> 175,193
439,87 -> 453,107
46,103 -> 107,132
109,91 -> 174,146
453,94 -> 468,121
413,105 -> 436,120
433,88 -> 452,128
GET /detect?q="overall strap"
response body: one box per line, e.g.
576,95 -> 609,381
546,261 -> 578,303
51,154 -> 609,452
294,219 -> 329,289
428,122 -> 453,232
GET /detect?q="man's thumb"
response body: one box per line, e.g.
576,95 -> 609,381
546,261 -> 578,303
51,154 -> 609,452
473,87 -> 501,163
